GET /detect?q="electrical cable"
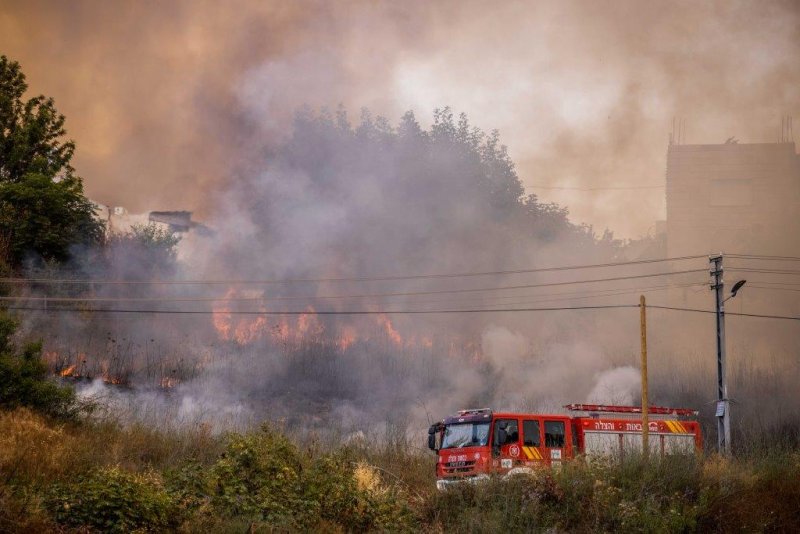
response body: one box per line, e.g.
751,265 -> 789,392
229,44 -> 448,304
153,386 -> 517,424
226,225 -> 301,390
0,255 -> 707,286
645,305 -> 800,321
529,184 -> 664,191
727,254 -> 800,262
0,269 -> 707,302
749,285 -> 800,293
727,268 -> 800,275
740,280 -> 800,287
4,302 -> 798,321
2,304 -> 639,315
0,281 -> 706,305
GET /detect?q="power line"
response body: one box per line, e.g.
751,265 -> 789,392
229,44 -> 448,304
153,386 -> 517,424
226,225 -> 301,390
727,311 -> 800,321
2,304 -> 639,315
0,281 -> 706,305
741,280 -> 800,287
749,285 -> 800,293
5,302 -> 798,321
646,305 -> 800,321
0,255 -> 707,286
399,284 -> 703,309
727,254 -> 800,262
728,268 -> 800,275
426,282 -> 705,307
529,184 -> 664,191
0,269 -> 707,302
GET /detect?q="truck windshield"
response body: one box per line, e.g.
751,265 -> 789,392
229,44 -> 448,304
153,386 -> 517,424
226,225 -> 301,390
441,423 -> 490,449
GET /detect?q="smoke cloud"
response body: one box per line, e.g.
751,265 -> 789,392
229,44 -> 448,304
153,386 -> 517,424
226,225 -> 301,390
1,1 -> 798,236
3,1 -> 799,442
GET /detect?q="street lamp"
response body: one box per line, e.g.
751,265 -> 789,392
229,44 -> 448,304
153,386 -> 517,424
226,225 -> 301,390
710,251 -> 747,455
725,279 -> 747,302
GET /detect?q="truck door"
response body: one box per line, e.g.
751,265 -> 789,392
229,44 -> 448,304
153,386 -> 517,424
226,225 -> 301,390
543,419 -> 567,466
521,419 -> 544,464
492,418 -> 520,472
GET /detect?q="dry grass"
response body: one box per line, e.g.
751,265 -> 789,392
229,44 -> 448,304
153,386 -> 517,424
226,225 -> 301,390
1,407 -> 799,532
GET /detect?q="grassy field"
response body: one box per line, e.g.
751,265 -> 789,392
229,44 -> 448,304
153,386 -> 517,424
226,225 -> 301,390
1,408 -> 799,533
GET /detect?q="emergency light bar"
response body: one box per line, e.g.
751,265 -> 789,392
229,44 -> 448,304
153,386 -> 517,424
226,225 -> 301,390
564,404 -> 698,416
457,408 -> 492,416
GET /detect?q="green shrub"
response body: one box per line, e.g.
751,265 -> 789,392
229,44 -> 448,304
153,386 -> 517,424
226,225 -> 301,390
208,426 -> 414,531
0,311 -> 77,419
45,466 -> 179,532
210,425 -> 315,526
306,452 -> 414,531
425,456 -> 708,533
164,461 -> 213,514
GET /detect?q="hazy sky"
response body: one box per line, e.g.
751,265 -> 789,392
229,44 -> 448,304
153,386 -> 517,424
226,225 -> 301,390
1,0 -> 798,237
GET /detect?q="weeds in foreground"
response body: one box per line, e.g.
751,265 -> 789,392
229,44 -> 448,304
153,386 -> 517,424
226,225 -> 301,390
1,408 -> 799,532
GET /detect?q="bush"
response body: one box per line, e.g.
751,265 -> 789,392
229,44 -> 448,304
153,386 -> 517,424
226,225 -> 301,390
210,425 -> 313,526
306,453 -> 414,531
45,466 -> 179,532
209,425 -> 414,530
425,456 -> 707,532
0,312 -> 77,419
0,483 -> 57,534
164,461 -> 213,514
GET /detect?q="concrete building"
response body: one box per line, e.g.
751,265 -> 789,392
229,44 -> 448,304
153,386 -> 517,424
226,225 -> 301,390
665,141 -> 800,314
666,142 -> 800,258
92,204 -> 211,236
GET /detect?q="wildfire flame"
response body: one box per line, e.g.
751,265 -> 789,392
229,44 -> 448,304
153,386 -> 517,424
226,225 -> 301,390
296,306 -> 324,337
212,288 -> 269,345
60,365 -> 76,377
210,289 -> 418,351
376,314 -> 403,347
338,325 -> 358,351
271,319 -> 291,343
160,376 -> 178,389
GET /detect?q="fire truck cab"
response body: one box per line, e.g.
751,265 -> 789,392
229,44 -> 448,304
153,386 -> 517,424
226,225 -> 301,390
428,405 -> 702,490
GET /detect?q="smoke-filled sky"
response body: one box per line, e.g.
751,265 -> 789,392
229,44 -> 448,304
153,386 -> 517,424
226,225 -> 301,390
1,0 -> 798,237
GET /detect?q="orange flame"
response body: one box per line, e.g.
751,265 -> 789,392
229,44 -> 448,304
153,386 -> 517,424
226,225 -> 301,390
233,315 -> 268,345
376,314 -> 403,347
271,319 -> 291,343
213,288 -> 269,345
338,325 -> 358,351
160,376 -> 178,389
297,306 -> 324,338
60,365 -> 76,377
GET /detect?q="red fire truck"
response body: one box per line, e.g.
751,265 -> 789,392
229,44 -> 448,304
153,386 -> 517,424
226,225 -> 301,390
427,404 -> 702,490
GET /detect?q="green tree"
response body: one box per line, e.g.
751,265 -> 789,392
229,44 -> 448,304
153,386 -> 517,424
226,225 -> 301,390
0,55 -> 102,268
106,223 -> 181,280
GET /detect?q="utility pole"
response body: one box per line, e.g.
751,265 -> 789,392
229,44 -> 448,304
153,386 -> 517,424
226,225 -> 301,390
710,254 -> 731,454
640,295 -> 649,459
